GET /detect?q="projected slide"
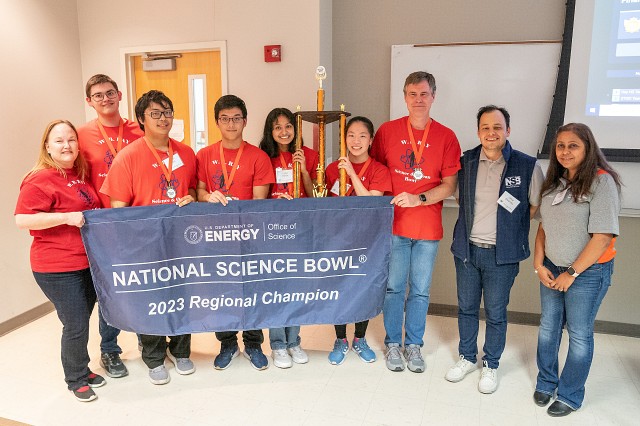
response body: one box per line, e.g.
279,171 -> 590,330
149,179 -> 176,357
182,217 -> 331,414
585,0 -> 640,117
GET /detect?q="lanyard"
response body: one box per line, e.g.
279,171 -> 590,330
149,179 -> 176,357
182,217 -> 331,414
279,152 -> 294,197
220,141 -> 246,193
97,119 -> 124,156
345,157 -> 372,196
406,117 -> 432,168
143,137 -> 174,187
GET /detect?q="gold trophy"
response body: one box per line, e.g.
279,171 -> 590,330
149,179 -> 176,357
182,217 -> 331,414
294,66 -> 350,197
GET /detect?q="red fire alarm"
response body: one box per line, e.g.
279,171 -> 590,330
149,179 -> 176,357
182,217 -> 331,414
264,45 -> 281,62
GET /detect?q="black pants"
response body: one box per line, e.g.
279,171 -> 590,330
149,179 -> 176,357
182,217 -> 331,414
33,269 -> 96,391
140,334 -> 191,369
216,330 -> 263,349
335,321 -> 369,339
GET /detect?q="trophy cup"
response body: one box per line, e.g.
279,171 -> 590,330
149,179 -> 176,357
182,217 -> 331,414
294,66 -> 351,197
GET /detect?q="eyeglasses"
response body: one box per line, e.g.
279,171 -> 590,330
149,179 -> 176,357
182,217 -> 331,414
90,89 -> 118,102
145,110 -> 174,119
218,116 -> 244,124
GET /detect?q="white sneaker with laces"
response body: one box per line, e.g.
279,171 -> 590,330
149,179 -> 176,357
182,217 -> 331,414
478,361 -> 498,394
445,355 -> 477,382
288,345 -> 309,364
271,349 -> 293,369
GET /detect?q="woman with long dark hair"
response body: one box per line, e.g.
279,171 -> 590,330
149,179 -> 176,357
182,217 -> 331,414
532,123 -> 621,416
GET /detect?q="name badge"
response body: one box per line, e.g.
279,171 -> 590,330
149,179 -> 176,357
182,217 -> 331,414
330,179 -> 351,196
552,188 -> 568,206
497,191 -> 520,213
163,153 -> 184,170
275,167 -> 293,184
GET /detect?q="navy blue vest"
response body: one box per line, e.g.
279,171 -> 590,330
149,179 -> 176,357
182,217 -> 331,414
451,141 -> 536,265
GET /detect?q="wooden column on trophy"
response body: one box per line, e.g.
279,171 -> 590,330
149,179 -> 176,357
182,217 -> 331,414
294,66 -> 350,198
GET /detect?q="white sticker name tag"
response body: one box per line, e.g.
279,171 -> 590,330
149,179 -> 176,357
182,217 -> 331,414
552,188 -> 569,206
163,153 -> 184,171
330,179 -> 351,196
497,191 -> 520,213
275,167 -> 293,184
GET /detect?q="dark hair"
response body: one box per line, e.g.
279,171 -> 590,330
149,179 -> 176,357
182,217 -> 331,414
259,108 -> 296,158
85,74 -> 119,98
541,123 -> 622,202
477,105 -> 510,129
214,95 -> 247,120
403,71 -> 436,95
346,116 -> 375,138
134,90 -> 173,132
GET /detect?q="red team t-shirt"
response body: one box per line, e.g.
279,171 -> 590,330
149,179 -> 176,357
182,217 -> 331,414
325,157 -> 392,197
15,168 -> 100,272
77,118 -> 143,207
100,137 -> 197,206
269,146 -> 319,198
196,141 -> 275,200
371,116 -> 461,240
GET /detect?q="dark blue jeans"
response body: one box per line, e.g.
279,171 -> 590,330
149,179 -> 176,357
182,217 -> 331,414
454,245 -> 519,369
33,269 -> 96,391
536,258 -> 613,410
98,306 -> 121,354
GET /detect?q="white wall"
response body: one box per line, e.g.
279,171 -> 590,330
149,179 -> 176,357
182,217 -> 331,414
1,0 -> 85,324
77,0 -> 326,149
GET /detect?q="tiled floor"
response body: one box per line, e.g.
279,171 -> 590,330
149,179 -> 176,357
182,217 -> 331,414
0,312 -> 638,425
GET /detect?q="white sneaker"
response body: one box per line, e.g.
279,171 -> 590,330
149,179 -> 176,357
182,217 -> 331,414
478,361 -> 498,394
288,345 -> 309,364
272,349 -> 293,369
445,355 -> 477,382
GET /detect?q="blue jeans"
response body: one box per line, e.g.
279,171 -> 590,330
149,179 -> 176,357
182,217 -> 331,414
454,245 -> 519,369
98,306 -> 121,354
269,327 -> 301,350
536,258 -> 613,410
33,269 -> 96,391
383,235 -> 439,346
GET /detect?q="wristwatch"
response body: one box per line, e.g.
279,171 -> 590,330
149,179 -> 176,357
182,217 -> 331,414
419,193 -> 427,204
566,265 -> 580,277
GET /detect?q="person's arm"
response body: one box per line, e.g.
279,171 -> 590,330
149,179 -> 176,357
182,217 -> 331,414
197,180 -> 228,205
534,223 -> 555,288
253,184 -> 270,200
529,161 -> 544,219
338,157 -> 381,196
551,233 -> 614,292
111,199 -> 130,208
15,212 -> 84,230
175,188 -> 196,207
391,174 -> 457,207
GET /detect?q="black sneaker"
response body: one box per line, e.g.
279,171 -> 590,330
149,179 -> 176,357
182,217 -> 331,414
72,385 -> 97,402
88,372 -> 106,388
100,352 -> 129,378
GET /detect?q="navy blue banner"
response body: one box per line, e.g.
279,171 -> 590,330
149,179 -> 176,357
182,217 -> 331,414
81,197 -> 393,335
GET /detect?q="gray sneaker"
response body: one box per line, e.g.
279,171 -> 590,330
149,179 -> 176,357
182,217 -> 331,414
403,344 -> 425,373
166,349 -> 196,375
148,365 -> 170,385
385,343 -> 405,372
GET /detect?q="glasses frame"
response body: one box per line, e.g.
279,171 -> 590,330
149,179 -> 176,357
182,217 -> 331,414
90,89 -> 118,102
145,110 -> 175,119
218,116 -> 245,124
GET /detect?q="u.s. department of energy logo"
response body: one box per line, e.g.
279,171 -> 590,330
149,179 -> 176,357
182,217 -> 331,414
184,225 -> 204,244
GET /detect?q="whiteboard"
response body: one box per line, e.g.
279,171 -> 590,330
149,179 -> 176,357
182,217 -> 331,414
390,42 -> 562,157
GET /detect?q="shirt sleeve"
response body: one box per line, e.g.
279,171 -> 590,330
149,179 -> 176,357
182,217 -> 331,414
100,153 -> 134,204
528,161 -> 545,206
587,174 -> 620,236
441,132 -> 462,178
371,126 -> 388,166
15,181 -> 52,214
253,151 -> 276,187
369,162 -> 392,193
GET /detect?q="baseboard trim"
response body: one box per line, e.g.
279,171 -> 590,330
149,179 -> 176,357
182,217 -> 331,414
0,302 -> 54,337
428,303 -> 640,338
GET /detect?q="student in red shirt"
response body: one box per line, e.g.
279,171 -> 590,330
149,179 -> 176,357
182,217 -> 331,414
371,71 -> 461,373
196,95 -> 274,371
101,90 -> 197,385
258,107 -> 317,368
325,116 -> 392,365
15,120 -> 105,402
77,74 -> 143,379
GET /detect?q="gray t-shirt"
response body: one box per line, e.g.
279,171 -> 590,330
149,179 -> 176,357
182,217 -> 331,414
538,173 -> 620,266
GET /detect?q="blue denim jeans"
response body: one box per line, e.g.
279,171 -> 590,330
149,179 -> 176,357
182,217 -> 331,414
383,235 -> 439,346
98,305 -> 121,354
33,269 -> 96,391
536,258 -> 613,410
454,245 -> 519,369
269,327 -> 301,350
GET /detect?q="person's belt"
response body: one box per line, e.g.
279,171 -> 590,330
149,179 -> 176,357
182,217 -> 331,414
470,241 -> 495,249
